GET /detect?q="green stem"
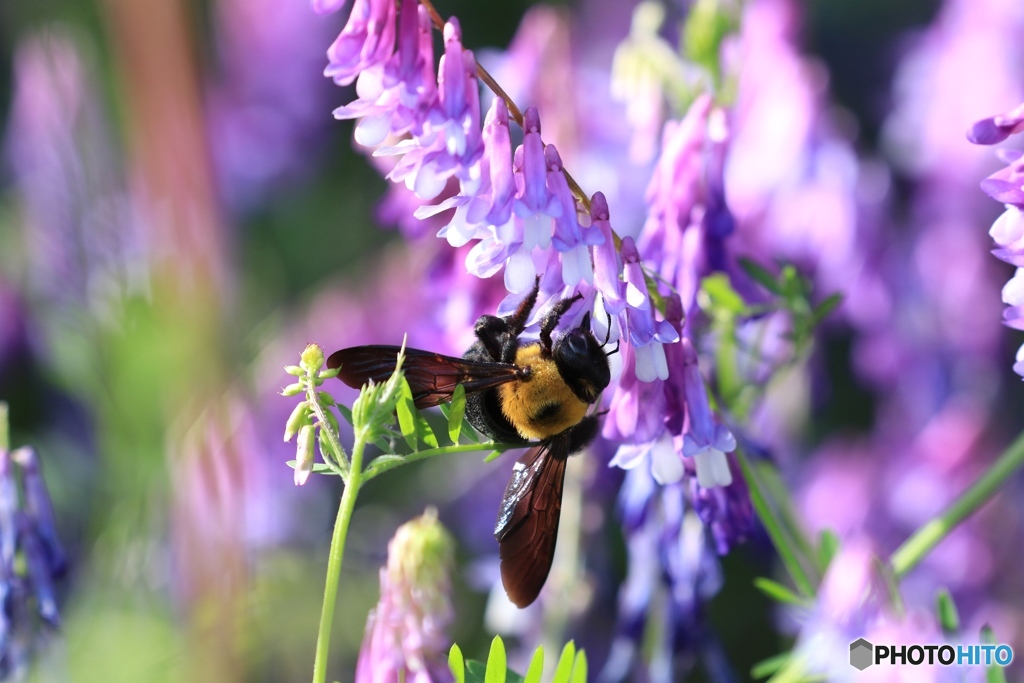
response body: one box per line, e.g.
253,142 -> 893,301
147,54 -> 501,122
307,384 -> 349,482
890,429 -> 1024,578
0,402 -> 8,452
736,449 -> 816,597
362,442 -> 518,481
311,433 -> 367,683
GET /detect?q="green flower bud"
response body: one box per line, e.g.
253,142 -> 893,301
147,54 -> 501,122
281,382 -> 304,397
283,401 -> 310,442
300,344 -> 325,374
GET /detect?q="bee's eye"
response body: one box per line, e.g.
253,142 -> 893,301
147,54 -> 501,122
567,333 -> 588,357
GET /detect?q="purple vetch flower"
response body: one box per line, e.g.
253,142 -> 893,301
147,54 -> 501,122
688,453 -> 754,555
546,145 -> 604,287
969,99 -> 1024,377
590,192 -> 627,315
0,445 -> 67,677
333,2 -> 437,145
680,338 -> 735,488
311,0 -> 347,15
378,19 -> 484,201
602,467 -> 727,683
512,107 -> 562,251
968,101 -> 1024,145
356,509 -> 454,683
324,0 -> 397,87
620,237 -> 677,382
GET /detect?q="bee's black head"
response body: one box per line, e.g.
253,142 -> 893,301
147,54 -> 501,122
552,312 -> 611,404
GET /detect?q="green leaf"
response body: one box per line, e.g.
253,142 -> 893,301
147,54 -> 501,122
396,378 -> 419,450
465,663 -> 523,683
936,588 -> 960,636
982,624 -> 1007,683
751,652 -> 790,679
569,650 -> 587,683
415,410 -> 439,449
523,647 -> 544,683
485,635 -> 507,683
701,273 -> 746,315
812,293 -> 843,324
448,384 -> 467,444
484,449 -> 505,463
739,257 -> 782,295
284,460 -> 337,474
336,404 -> 353,425
753,577 -> 809,607
450,644 -> 466,683
552,641 -> 576,683
816,529 -> 840,573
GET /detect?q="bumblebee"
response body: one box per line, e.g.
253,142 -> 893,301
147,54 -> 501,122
326,277 -> 611,607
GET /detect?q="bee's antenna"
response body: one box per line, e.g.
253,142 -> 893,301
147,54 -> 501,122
604,340 -> 620,357
601,310 -> 613,346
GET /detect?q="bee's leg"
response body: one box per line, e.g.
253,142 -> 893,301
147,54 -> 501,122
539,292 -> 584,353
473,315 -> 508,362
503,275 -> 541,337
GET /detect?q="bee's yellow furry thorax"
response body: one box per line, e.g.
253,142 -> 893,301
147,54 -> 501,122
498,344 -> 588,441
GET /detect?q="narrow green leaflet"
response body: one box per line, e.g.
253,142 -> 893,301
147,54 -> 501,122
396,378 -> 419,450
448,384 -> 467,444
465,662 -> 523,683
701,272 -> 747,314
569,650 -> 587,683
336,403 -> 353,425
816,529 -> 840,574
450,644 -> 466,683
936,588 -> 960,636
753,577 -> 809,608
751,652 -> 791,679
813,293 -> 843,324
414,409 -> 439,449
552,641 -> 576,683
485,635 -> 507,683
484,449 -> 505,463
739,257 -> 783,295
981,625 -> 1007,683
284,460 -> 337,475
523,647 -> 544,683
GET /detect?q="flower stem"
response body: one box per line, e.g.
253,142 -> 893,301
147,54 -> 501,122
890,429 -> 1024,578
0,402 -> 8,452
311,434 -> 367,683
736,448 -> 817,597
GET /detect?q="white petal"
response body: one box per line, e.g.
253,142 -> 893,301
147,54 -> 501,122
504,248 -> 536,293
1003,268 -> 1024,306
991,206 -> 1024,247
650,433 -> 683,484
633,343 -> 657,382
695,449 -> 732,488
354,113 -> 390,147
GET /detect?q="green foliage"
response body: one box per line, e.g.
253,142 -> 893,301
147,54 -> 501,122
283,344 -> 517,484
753,577 -> 809,608
936,588 -> 960,636
450,637 -> 587,683
981,624 -> 1007,683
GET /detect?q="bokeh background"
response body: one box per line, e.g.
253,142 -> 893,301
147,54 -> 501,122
1,0 -> 1023,681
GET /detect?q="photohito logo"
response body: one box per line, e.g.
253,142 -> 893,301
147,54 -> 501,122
849,638 -> 1014,671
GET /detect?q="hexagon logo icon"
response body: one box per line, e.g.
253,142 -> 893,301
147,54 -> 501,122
850,638 -> 873,670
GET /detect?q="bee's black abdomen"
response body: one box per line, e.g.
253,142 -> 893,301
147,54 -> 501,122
464,340 -> 527,444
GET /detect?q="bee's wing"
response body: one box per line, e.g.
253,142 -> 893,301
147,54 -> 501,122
327,345 -> 519,409
493,435 -> 570,608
